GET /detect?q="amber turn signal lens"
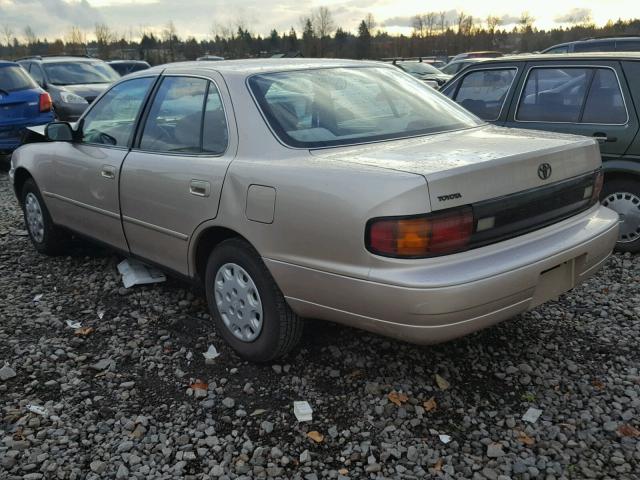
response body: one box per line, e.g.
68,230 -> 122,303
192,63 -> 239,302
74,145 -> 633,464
367,207 -> 474,258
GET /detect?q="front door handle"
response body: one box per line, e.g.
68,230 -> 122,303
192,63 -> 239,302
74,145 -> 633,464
190,179 -> 211,197
101,165 -> 116,179
593,133 -> 618,144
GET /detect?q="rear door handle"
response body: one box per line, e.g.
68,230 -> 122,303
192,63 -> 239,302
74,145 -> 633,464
190,179 -> 211,197
101,165 -> 116,179
593,133 -> 617,144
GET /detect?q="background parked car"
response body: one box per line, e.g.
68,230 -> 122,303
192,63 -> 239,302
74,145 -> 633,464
0,60 -> 53,158
441,52 -> 640,252
440,58 -> 489,76
107,60 -> 151,76
542,36 -> 640,54
389,59 -> 452,88
16,55 -> 120,121
448,51 -> 503,63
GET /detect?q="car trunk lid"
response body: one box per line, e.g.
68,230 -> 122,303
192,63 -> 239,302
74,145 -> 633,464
311,125 -> 601,211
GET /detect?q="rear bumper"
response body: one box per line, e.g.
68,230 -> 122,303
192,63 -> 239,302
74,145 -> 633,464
266,204 -> 619,344
0,117 -> 52,152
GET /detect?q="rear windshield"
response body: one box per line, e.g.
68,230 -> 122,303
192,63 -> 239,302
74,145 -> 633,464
248,67 -> 481,148
0,65 -> 37,92
43,61 -> 120,85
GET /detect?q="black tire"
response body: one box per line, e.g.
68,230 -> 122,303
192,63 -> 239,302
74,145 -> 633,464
204,238 -> 303,362
20,178 -> 69,255
601,178 -> 640,253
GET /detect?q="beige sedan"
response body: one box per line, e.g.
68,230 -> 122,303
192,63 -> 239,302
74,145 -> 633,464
10,59 -> 619,361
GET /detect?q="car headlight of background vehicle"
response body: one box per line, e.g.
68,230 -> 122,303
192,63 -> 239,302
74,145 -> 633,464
58,91 -> 88,104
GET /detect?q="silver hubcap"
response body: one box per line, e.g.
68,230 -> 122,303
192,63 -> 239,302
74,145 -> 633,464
25,193 -> 45,243
602,191 -> 640,243
214,263 -> 263,342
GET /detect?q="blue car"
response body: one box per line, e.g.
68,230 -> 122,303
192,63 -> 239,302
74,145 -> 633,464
0,60 -> 54,154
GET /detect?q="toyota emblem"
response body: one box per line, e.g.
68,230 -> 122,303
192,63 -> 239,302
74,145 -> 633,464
537,163 -> 552,180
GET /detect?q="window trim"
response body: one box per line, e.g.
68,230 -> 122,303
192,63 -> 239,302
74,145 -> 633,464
449,66 -> 519,122
132,73 -> 230,158
78,74 -> 160,151
514,64 -> 629,126
245,65 -> 483,151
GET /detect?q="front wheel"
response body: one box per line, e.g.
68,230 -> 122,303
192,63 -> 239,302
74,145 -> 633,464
20,178 -> 69,255
601,178 -> 640,253
204,238 -> 303,362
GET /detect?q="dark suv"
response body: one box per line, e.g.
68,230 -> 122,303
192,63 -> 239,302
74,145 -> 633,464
16,55 -> 120,121
442,53 -> 640,252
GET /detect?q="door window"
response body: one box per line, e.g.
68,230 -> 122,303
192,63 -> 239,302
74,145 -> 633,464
452,69 -> 516,120
139,76 -> 228,155
29,64 -> 45,86
615,39 -> 640,51
81,77 -> 154,146
517,67 -> 627,124
574,41 -> 614,52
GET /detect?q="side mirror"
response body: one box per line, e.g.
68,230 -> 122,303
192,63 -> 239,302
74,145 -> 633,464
45,122 -> 74,142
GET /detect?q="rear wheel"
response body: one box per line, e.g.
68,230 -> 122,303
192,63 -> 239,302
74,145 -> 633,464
204,238 -> 303,362
601,178 -> 640,253
20,178 -> 68,255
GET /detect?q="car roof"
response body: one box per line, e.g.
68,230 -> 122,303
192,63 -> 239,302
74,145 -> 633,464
19,56 -> 102,63
108,60 -> 149,64
0,60 -> 18,67
463,52 -> 640,64
144,58 -> 391,76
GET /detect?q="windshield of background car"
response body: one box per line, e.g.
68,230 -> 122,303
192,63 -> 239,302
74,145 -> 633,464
0,65 -> 37,92
43,61 -> 120,85
248,67 -> 481,148
398,62 -> 441,75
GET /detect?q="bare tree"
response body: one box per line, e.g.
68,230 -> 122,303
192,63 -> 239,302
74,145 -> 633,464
365,13 -> 376,33
162,21 -> 178,62
23,25 -> 37,49
518,12 -> 535,32
66,26 -> 87,55
95,23 -> 114,59
314,6 -> 334,56
412,15 -> 425,38
486,15 -> 502,34
425,12 -> 437,36
438,11 -> 448,33
2,24 -> 14,48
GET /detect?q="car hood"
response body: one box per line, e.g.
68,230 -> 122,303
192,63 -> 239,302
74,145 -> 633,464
311,125 -> 601,210
57,83 -> 110,100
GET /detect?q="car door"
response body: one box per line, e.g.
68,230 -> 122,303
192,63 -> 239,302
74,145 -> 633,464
43,76 -> 156,250
119,70 -> 236,275
504,61 -> 639,162
441,64 -> 521,125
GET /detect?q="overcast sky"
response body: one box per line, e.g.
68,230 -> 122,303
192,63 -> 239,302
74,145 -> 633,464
0,0 -> 638,40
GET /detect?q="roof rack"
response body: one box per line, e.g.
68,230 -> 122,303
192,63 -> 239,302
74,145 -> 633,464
580,34 -> 640,41
14,54 -> 93,61
380,56 -> 439,64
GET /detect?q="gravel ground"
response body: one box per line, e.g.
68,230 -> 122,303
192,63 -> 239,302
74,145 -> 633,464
1,168 -> 639,480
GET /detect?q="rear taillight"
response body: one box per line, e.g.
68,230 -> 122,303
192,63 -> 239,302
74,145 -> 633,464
366,207 -> 474,258
39,92 -> 52,112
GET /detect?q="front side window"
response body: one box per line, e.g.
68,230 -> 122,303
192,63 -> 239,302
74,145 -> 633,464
29,64 -> 45,86
544,46 -> 569,54
81,77 -> 154,146
139,76 -> 228,155
517,67 -> 627,124
0,65 -> 37,92
452,69 -> 516,121
616,39 -> 640,51
249,67 -> 480,148
574,41 -> 614,53
43,61 -> 120,85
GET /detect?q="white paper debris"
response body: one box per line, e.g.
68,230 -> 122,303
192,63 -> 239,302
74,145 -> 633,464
26,404 -> 48,416
33,294 -> 43,302
66,320 -> 81,329
293,401 -> 313,422
203,345 -> 221,364
186,351 -> 193,362
117,259 -> 166,288
522,407 -> 543,424
97,310 -> 105,320
439,434 -> 452,444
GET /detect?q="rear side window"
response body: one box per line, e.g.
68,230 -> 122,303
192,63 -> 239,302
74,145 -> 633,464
140,76 -> 228,155
517,67 -> 627,124
0,65 -> 37,92
451,69 -> 516,121
544,46 -> 569,54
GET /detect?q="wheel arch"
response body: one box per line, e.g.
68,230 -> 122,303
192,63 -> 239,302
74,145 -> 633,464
12,167 -> 35,203
602,160 -> 640,185
190,225 -> 258,284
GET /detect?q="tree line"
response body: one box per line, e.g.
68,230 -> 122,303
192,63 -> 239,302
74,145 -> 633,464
1,9 -> 640,65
